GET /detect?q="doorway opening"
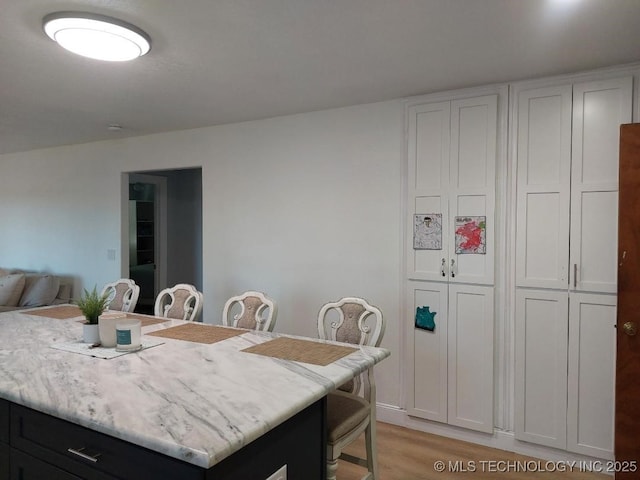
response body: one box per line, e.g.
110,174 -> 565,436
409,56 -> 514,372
123,168 -> 203,314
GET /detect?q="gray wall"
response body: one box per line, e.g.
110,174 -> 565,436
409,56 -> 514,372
165,168 -> 203,290
0,100 -> 402,407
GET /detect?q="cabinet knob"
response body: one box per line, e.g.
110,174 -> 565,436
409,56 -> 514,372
623,321 -> 638,337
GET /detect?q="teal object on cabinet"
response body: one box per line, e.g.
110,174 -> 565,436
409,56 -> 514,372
415,306 -> 436,331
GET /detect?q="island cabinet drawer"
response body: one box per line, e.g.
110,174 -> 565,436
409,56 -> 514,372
10,404 -> 203,480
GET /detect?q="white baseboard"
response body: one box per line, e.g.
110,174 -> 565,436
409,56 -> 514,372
375,403 -> 613,474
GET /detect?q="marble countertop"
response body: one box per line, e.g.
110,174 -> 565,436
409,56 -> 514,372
0,307 -> 390,468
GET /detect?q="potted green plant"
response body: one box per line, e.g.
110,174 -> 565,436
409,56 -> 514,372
76,286 -> 110,343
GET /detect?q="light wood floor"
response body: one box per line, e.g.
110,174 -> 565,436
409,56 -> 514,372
337,422 -> 609,480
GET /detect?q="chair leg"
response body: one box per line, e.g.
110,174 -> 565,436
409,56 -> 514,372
364,421 -> 378,480
327,458 -> 338,480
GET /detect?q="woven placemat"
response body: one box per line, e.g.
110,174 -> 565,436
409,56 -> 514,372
146,323 -> 245,344
241,337 -> 357,366
22,305 -> 82,319
124,313 -> 167,327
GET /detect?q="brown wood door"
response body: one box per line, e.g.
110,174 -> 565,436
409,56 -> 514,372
616,123 -> 640,478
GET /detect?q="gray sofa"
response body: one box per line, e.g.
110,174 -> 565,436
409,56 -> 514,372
0,268 -> 72,313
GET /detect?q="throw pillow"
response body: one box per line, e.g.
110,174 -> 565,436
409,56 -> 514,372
19,275 -> 61,307
0,273 -> 26,306
56,283 -> 72,303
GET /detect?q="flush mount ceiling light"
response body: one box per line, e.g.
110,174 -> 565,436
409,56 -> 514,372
43,12 -> 151,61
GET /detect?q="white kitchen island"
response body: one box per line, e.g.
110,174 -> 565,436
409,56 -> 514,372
0,307 -> 389,479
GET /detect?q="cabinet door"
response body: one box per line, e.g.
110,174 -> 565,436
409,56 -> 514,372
449,95 -> 497,285
10,449 -> 85,480
515,85 -> 572,289
447,284 -> 494,433
515,288 -> 568,449
0,400 -> 6,480
406,281 -> 448,423
567,293 -> 616,459
407,102 -> 451,281
570,77 -> 633,293
0,444 -> 7,480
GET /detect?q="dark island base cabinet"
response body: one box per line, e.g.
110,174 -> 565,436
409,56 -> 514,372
1,399 -> 8,480
0,398 -> 326,480
0,445 -> 8,480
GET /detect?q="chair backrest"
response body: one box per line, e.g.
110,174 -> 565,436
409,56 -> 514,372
222,291 -> 277,331
101,279 -> 140,313
154,283 -> 203,321
317,297 -> 385,395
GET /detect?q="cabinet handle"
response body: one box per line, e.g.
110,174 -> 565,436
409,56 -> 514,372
450,259 -> 456,278
441,258 -> 447,277
67,447 -> 101,463
573,264 -> 577,288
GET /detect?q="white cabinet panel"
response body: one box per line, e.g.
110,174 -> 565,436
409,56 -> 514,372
573,79 -> 632,185
514,74 -> 631,457
408,102 -> 450,282
518,191 -> 567,288
407,90 -> 501,436
567,293 -> 616,458
521,93 -> 568,185
451,96 -> 497,190
572,191 -> 618,291
407,281 -> 448,423
570,77 -> 632,293
515,289 -> 568,449
450,96 -> 496,285
408,95 -> 497,285
447,284 -> 494,433
515,86 -> 572,289
409,102 -> 450,194
408,282 -> 494,433
452,194 -> 492,284
412,196 -> 449,279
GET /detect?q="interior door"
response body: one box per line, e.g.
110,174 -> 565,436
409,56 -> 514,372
128,173 -> 167,314
615,123 -> 640,477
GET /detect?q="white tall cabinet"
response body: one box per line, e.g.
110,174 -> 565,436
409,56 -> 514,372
406,89 -> 504,434
514,76 -> 632,457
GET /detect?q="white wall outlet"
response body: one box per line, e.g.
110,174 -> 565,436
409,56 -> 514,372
265,464 -> 286,480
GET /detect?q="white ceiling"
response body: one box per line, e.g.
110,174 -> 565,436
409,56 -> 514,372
2,0 -> 640,155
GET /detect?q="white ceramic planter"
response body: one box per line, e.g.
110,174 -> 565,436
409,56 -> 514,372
82,323 -> 100,344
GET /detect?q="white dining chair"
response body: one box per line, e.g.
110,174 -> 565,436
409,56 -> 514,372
154,283 -> 203,321
317,297 -> 385,480
101,278 -> 140,313
222,291 -> 277,331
